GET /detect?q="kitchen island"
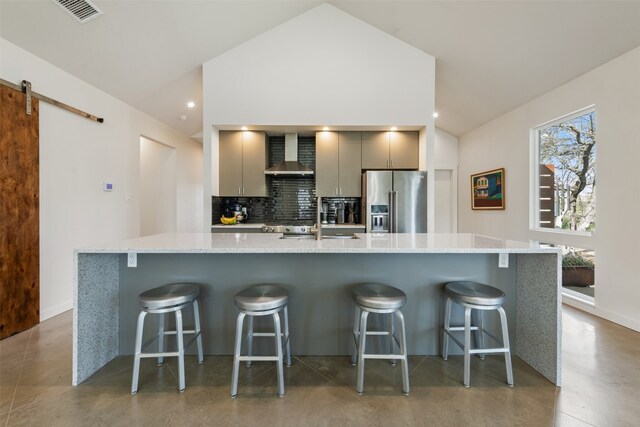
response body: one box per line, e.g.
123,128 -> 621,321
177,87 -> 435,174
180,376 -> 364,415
73,233 -> 561,387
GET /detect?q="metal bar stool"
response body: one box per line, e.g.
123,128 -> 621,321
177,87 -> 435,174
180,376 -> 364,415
442,281 -> 513,387
351,283 -> 409,395
131,283 -> 204,394
231,284 -> 291,398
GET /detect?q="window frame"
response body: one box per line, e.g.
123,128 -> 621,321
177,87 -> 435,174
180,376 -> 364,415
530,105 -> 596,237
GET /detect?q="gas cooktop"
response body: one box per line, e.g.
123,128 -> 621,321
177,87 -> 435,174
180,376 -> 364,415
261,225 -> 312,235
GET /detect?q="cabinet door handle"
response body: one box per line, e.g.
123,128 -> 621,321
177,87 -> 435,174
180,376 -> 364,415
339,187 -> 342,195
238,187 -> 241,195
242,187 -> 245,195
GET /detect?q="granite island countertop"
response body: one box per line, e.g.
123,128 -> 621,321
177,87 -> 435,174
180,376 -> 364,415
75,233 -> 560,255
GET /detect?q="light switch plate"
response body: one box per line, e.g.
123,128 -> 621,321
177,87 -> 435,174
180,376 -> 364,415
498,253 -> 509,268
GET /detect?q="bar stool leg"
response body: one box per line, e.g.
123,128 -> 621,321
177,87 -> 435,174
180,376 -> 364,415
351,305 -> 361,366
498,307 -> 514,386
283,306 -> 292,367
246,315 -> 254,368
442,297 -> 452,360
131,311 -> 148,394
396,310 -> 410,395
463,307 -> 472,387
157,313 -> 165,366
231,312 -> 246,398
356,309 -> 369,395
175,309 -> 186,392
475,309 -> 485,360
389,313 -> 396,366
192,300 -> 204,364
273,311 -> 285,397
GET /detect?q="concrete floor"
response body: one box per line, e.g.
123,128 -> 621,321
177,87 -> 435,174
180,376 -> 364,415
1,306 -> 638,426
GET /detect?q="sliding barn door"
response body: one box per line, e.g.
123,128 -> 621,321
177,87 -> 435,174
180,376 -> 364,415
0,84 -> 40,339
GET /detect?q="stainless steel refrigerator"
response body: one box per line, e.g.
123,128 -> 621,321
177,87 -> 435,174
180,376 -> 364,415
362,171 -> 428,233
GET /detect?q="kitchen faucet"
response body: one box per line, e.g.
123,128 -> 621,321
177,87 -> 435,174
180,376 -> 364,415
314,196 -> 322,240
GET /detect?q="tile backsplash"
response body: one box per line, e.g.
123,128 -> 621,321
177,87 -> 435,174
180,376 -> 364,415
213,135 -> 361,225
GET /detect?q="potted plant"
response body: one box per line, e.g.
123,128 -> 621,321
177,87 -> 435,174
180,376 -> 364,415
562,253 -> 595,287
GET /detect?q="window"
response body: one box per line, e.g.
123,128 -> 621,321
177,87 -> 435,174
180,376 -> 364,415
534,108 -> 596,233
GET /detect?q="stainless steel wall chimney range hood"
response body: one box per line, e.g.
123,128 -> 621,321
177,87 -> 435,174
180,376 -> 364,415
264,133 -> 314,175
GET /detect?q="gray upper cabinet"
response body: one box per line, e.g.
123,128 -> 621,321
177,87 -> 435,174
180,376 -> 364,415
361,131 -> 390,169
362,131 -> 419,170
315,131 -> 362,197
338,132 -> 362,197
316,131 -> 339,196
218,130 -> 267,197
390,131 -> 419,169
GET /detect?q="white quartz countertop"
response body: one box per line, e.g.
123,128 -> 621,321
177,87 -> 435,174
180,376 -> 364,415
211,223 -> 265,228
76,233 -> 560,255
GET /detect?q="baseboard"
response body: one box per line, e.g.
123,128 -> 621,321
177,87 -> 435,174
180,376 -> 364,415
563,296 -> 640,333
41,300 -> 73,321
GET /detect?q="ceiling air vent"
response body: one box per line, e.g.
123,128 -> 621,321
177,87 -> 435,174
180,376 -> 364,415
52,0 -> 103,24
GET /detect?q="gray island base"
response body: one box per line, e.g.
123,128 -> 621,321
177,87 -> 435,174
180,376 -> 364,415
73,233 -> 561,387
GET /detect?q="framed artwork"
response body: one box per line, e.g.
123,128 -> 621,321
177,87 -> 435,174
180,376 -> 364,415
471,168 -> 505,210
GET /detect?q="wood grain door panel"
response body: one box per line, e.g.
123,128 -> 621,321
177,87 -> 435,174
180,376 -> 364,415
0,85 -> 40,339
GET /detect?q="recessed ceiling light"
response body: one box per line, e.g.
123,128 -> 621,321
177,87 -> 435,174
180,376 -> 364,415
433,112 -> 439,118
322,126 -> 329,131
179,114 -> 187,121
390,127 -> 398,131
187,101 -> 195,109
241,126 -> 248,131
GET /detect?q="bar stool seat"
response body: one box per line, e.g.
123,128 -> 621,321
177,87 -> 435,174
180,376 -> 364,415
131,283 -> 204,394
231,284 -> 292,398
442,281 -> 513,388
352,283 -> 407,310
139,283 -> 200,309
445,281 -> 505,307
234,285 -> 288,312
351,283 -> 409,396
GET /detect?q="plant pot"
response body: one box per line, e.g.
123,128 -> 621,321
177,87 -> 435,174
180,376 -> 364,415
562,266 -> 595,287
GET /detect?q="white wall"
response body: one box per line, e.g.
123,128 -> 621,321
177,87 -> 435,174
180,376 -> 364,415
434,128 -> 458,232
202,3 -> 436,229
458,47 -> 640,331
140,137 -> 177,236
0,38 -> 203,320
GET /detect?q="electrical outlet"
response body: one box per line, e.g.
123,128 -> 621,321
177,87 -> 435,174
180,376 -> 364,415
127,252 -> 137,268
499,253 -> 509,268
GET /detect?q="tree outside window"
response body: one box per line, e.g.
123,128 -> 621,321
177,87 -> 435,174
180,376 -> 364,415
537,110 -> 596,232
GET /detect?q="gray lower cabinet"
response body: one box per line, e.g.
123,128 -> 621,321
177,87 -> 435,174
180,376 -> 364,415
362,131 -> 419,170
316,131 -> 362,197
219,131 -> 267,197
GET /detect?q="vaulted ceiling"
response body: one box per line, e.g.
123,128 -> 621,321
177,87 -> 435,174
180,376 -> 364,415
2,1 -> 639,138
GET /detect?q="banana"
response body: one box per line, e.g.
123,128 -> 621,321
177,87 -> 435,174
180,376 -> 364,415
220,216 -> 237,225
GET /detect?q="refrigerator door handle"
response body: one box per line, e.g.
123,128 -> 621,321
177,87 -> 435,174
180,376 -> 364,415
393,190 -> 399,233
389,191 -> 394,233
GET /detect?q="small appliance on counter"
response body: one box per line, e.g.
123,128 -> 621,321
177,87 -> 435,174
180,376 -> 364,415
222,202 -> 249,223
